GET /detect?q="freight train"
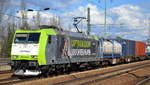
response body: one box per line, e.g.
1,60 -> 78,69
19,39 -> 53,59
10,26 -> 149,76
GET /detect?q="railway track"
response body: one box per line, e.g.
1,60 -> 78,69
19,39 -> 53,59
136,77 -> 150,85
0,70 -> 12,74
0,72 -> 54,85
0,77 -> 19,85
0,71 -> 12,80
53,61 -> 150,85
0,60 -> 150,85
0,76 -> 39,85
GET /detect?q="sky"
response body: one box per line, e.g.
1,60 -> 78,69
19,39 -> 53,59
2,0 -> 150,41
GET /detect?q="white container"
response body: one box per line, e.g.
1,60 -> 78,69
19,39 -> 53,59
103,41 -> 113,55
103,41 -> 122,55
113,41 -> 122,55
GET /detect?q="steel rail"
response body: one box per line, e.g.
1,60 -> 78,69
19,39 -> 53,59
54,62 -> 150,85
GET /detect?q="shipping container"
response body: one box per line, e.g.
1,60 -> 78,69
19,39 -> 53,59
135,41 -> 146,56
116,39 -> 135,57
125,40 -> 135,56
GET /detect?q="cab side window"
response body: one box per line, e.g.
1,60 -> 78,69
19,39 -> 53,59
48,36 -> 51,44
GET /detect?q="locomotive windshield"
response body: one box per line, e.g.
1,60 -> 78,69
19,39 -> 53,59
14,33 -> 40,43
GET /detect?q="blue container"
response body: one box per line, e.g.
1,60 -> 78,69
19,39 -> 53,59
126,40 -> 135,56
116,39 -> 135,57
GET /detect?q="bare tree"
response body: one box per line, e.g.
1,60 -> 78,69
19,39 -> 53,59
0,0 -> 11,57
0,0 -> 10,24
0,13 -> 15,57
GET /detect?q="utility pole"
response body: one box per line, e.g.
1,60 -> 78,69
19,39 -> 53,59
148,19 -> 150,43
104,0 -> 107,38
87,7 -> 91,35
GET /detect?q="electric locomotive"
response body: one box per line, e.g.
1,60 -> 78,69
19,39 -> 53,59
11,26 -> 100,76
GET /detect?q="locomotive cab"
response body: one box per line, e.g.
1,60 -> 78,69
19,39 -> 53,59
11,29 -> 57,76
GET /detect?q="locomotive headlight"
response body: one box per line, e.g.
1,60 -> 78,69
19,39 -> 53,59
32,55 -> 37,58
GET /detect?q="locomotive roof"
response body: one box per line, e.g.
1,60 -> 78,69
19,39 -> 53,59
57,30 -> 99,40
15,28 -> 57,35
15,28 -> 99,40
